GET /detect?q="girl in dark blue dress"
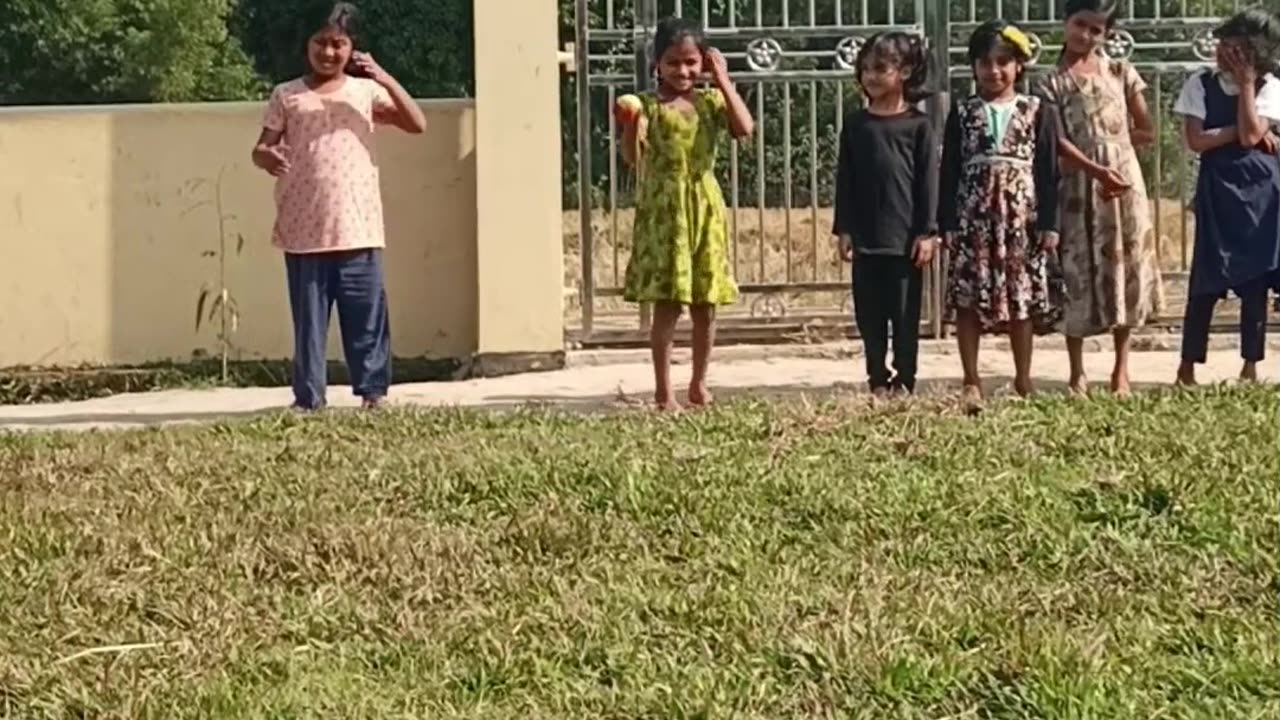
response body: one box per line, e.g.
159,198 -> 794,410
1173,9 -> 1280,384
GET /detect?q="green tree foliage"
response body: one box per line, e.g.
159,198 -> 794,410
231,0 -> 473,97
0,0 -> 262,104
0,0 -> 1245,207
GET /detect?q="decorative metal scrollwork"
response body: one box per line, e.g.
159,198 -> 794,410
1024,32 -> 1044,66
751,293 -> 787,318
1102,29 -> 1135,60
834,36 -> 865,70
1191,28 -> 1219,62
745,38 -> 784,72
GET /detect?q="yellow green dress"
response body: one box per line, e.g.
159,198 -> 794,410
623,89 -> 739,306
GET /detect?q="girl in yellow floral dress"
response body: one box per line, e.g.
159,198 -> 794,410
617,17 -> 754,411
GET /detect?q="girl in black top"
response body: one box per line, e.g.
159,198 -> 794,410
833,32 -> 939,396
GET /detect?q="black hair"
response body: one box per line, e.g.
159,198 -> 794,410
1214,9 -> 1280,74
652,16 -> 707,64
967,19 -> 1035,68
855,32 -> 933,102
1063,0 -> 1121,28
303,2 -> 362,46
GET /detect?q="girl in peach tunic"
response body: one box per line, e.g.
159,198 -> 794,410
251,2 -> 425,410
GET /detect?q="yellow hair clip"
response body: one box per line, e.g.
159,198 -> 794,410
1000,26 -> 1033,59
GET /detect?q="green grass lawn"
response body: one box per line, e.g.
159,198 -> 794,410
1,387 -> 1277,718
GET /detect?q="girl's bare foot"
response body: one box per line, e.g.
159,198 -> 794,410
1175,363 -> 1197,387
871,386 -> 891,402
655,392 -> 681,412
1109,372 -> 1131,398
362,396 -> 387,410
1240,362 -> 1258,383
1013,376 -> 1034,398
961,384 -> 983,415
1068,374 -> 1089,398
687,384 -> 714,408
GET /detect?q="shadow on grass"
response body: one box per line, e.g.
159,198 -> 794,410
470,376 -> 1186,412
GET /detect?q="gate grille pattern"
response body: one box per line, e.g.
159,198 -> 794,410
569,0 -> 1240,345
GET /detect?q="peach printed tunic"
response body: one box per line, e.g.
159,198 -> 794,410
262,77 -> 395,254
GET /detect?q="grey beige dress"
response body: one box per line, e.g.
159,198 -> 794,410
1037,58 -> 1162,337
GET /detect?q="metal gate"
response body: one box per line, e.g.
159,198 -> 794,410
567,0 -> 1236,346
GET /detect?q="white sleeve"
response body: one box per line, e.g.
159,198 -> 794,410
1173,73 -> 1206,119
1257,75 -> 1280,127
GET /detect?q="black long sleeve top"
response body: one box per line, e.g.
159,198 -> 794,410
832,108 -> 939,256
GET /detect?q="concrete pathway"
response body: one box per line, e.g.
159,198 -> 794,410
0,337 -> 1273,432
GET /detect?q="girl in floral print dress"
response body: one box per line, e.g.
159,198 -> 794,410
616,18 -> 754,411
939,20 -> 1063,406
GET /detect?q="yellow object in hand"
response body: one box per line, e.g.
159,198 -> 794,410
615,94 -> 643,124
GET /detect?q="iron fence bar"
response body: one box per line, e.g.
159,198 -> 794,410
945,17 -> 1223,31
608,85 -> 620,287
1152,75 -> 1163,265
1180,138 -> 1190,271
925,0 -> 948,338
587,24 -> 922,40
575,0 -> 594,336
783,81 -> 794,283
756,87 -> 767,285
809,80 -> 819,282
592,282 -> 854,296
731,137 -> 741,272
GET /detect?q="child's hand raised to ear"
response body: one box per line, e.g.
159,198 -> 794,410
349,51 -> 392,86
704,48 -> 732,90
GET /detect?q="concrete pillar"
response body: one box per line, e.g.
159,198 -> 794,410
472,0 -> 565,365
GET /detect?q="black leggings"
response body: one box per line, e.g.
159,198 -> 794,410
1180,276 -> 1268,364
853,255 -> 923,390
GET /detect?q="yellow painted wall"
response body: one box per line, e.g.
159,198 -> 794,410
0,101 -> 479,368
473,0 -> 565,354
